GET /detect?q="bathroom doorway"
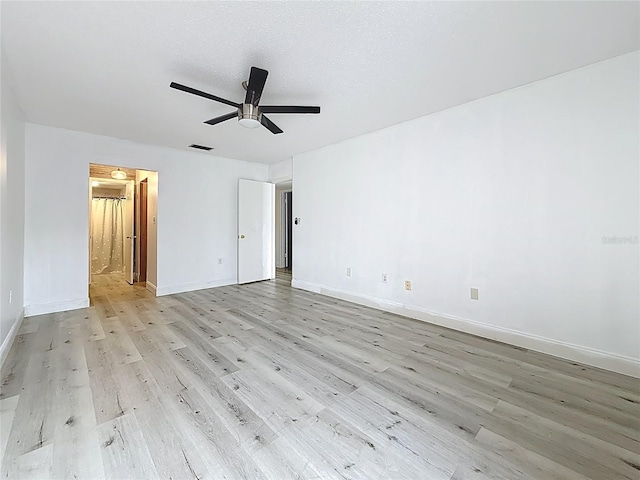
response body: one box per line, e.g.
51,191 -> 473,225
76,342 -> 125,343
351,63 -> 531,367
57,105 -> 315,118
89,163 -> 158,298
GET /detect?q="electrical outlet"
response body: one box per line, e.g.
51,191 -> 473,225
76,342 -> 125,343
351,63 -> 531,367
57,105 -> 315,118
9,289 -> 12,304
382,273 -> 388,284
405,280 -> 412,291
218,258 -> 223,265
346,267 -> 352,277
471,288 -> 479,300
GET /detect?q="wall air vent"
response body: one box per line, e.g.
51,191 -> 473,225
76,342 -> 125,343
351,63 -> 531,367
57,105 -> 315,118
189,144 -> 213,151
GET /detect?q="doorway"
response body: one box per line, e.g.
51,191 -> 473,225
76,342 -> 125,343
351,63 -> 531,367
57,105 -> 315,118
274,182 -> 293,284
284,191 -> 293,271
88,163 -> 158,298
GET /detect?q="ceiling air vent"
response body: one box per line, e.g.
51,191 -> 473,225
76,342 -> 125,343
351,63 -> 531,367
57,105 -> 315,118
189,144 -> 213,151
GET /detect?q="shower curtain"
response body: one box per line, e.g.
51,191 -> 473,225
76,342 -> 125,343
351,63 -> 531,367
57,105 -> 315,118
91,198 -> 125,275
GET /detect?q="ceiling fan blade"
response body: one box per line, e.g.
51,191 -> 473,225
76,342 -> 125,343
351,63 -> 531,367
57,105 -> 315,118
244,67 -> 269,106
204,111 -> 238,126
260,115 -> 283,134
170,82 -> 240,109
260,106 -> 321,114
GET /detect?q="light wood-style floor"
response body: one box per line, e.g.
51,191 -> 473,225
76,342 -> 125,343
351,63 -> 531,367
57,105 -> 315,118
1,273 -> 639,479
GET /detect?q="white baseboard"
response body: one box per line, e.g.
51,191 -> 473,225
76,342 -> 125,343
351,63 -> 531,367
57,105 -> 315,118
24,298 -> 90,317
146,281 -> 157,296
0,309 -> 25,368
292,279 -> 640,378
156,277 -> 237,297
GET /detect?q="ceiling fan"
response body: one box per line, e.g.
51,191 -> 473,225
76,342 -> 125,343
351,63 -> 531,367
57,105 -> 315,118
170,67 -> 320,134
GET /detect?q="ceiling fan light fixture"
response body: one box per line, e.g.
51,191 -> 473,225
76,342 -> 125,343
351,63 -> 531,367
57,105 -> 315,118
238,103 -> 261,129
171,66 -> 320,135
111,168 -> 127,180
239,117 -> 261,129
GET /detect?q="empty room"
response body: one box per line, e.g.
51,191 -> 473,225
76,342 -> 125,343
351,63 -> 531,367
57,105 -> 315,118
1,1 -> 638,479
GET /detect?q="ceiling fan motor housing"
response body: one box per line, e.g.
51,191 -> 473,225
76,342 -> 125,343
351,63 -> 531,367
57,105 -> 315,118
238,103 -> 261,128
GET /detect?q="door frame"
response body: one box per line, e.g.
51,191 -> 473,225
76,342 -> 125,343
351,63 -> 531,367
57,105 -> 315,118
138,178 -> 148,283
124,180 -> 136,284
88,164 -> 158,295
275,181 -> 292,271
283,190 -> 293,269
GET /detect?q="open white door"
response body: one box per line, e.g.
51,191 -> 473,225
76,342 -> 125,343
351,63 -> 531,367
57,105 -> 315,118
238,179 -> 275,284
124,180 -> 135,284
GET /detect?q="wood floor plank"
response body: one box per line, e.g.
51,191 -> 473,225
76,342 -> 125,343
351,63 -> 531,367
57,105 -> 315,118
331,386 -> 538,480
371,368 -> 487,441
109,301 -> 148,332
3,443 -> 53,479
296,407 -> 436,480
0,333 -> 35,400
163,386 -> 269,480
109,359 -> 210,480
16,317 -> 39,336
399,345 -> 640,450
0,395 -> 19,464
83,338 -> 132,425
167,322 -> 238,377
169,346 -> 278,452
101,317 -> 143,365
485,400 -> 640,480
250,436 -> 326,480
474,427 -> 591,480
3,271 -> 638,479
97,412 -> 159,480
92,294 -> 118,321
84,309 -> 107,341
50,330 -> 105,480
221,368 -> 326,434
3,350 -> 57,459
438,329 -> 640,393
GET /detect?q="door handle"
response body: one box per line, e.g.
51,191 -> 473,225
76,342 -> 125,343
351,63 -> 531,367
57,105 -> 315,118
239,234 -> 245,239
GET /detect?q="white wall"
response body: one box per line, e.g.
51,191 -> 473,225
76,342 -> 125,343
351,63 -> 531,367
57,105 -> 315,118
269,158 -> 292,184
293,52 -> 640,376
0,57 -> 26,363
24,125 -> 268,314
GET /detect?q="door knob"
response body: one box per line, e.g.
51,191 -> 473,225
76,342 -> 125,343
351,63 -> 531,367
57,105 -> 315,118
239,234 -> 245,239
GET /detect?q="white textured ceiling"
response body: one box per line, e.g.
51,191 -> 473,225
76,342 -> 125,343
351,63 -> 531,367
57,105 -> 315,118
2,1 -> 638,164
